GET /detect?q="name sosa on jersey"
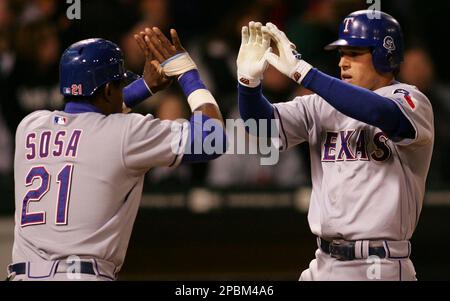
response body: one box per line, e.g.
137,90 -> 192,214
25,128 -> 82,160
322,130 -> 391,163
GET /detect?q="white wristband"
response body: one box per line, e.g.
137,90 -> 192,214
161,52 -> 198,77
187,89 -> 219,112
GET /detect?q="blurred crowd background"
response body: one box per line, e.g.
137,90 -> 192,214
1,0 -> 450,198
0,0 -> 450,280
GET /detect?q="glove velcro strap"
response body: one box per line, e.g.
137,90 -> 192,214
290,60 -> 313,85
237,72 -> 261,88
161,52 -> 198,77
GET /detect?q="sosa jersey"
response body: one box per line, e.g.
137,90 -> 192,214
13,108 -> 188,278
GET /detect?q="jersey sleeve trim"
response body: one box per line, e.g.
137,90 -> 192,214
387,97 -> 419,146
273,106 -> 288,151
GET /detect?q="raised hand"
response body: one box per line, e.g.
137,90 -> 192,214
142,27 -> 196,77
264,22 -> 312,84
134,31 -> 172,93
236,21 -> 272,87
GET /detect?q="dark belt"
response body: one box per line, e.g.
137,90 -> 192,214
319,237 -> 386,261
8,261 -> 96,276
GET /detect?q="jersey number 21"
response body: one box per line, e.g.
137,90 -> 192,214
21,165 -> 74,227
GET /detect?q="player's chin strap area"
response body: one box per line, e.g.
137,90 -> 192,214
318,237 -> 411,261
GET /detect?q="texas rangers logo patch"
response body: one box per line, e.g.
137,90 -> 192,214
393,89 -> 416,110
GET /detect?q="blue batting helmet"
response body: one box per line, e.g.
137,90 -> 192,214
325,10 -> 404,73
60,38 -> 137,97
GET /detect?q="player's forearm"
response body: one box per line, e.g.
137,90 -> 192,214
181,113 -> 227,163
179,69 -> 227,163
193,103 -> 223,124
179,70 -> 224,125
122,78 -> 153,113
303,69 -> 415,139
238,83 -> 274,137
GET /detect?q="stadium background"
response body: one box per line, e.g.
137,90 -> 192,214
1,0 -> 449,280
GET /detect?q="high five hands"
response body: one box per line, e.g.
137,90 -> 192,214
134,29 -> 173,93
133,26 -> 199,94
237,21 -> 313,86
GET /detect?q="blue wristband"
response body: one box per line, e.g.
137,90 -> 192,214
178,69 -> 206,97
123,78 -> 153,109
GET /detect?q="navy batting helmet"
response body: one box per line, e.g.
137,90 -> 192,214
60,38 -> 137,97
325,10 -> 404,73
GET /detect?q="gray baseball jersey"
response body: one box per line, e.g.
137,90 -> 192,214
273,82 -> 434,241
13,110 -> 188,275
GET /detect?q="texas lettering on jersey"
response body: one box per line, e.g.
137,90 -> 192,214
273,82 -> 434,242
321,129 -> 391,162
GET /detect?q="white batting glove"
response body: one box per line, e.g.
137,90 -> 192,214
237,21 -> 272,87
264,22 -> 313,84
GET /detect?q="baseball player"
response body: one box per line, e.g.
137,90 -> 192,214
237,11 -> 434,280
7,28 -> 226,280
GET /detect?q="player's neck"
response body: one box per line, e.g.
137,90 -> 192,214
64,101 -> 102,114
371,74 -> 395,91
92,99 -> 113,115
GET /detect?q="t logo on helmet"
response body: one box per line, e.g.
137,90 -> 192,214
343,18 -> 355,33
